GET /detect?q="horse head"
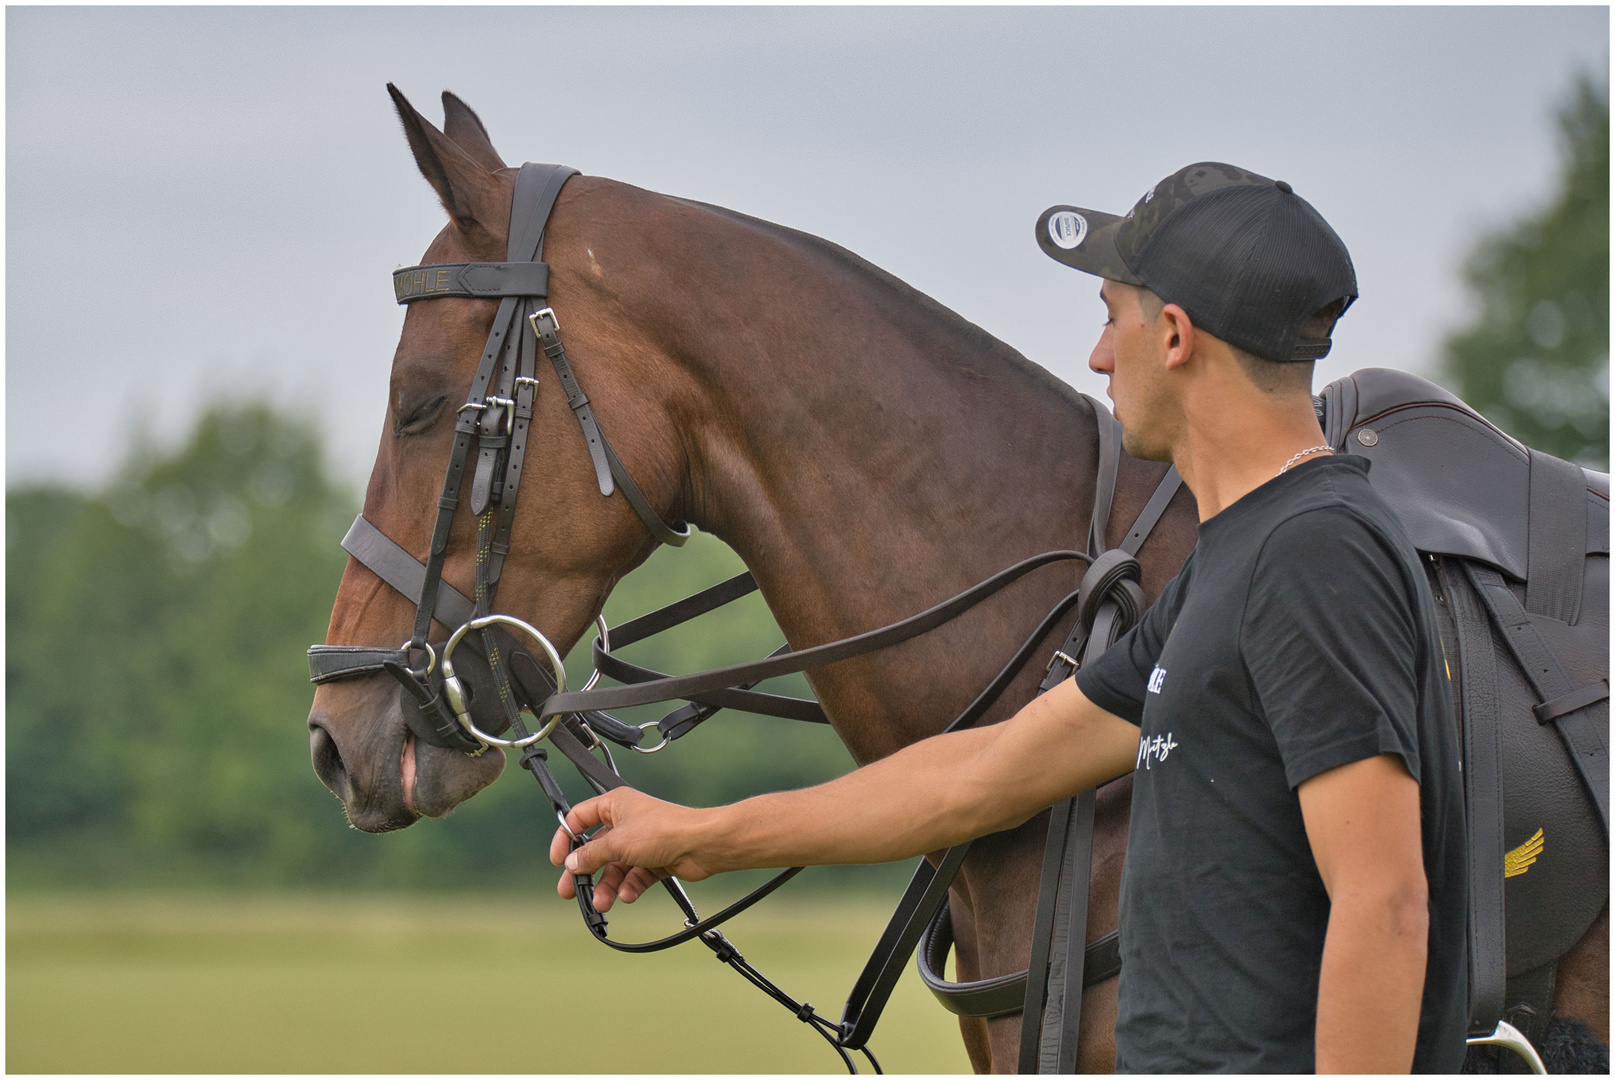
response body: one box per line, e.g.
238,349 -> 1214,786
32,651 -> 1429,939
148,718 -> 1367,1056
309,87 -> 689,831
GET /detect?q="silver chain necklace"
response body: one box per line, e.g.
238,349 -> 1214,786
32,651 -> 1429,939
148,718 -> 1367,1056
1278,445 -> 1334,476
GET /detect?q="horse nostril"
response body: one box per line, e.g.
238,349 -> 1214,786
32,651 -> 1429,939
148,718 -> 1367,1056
309,723 -> 351,800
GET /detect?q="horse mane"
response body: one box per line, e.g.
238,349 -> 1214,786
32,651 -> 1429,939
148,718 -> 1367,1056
671,196 -> 1093,415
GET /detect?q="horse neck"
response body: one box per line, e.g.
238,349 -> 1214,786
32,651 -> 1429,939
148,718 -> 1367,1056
691,275 -> 1097,617
582,191 -> 1104,760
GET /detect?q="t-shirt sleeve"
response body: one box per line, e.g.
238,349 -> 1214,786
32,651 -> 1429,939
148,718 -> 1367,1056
1242,507 -> 1423,790
1073,567 -> 1186,725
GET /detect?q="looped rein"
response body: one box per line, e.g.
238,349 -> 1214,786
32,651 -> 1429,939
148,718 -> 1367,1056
1075,548 -> 1144,632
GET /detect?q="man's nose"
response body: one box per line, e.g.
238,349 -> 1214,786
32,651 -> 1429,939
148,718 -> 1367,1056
1089,333 -> 1114,375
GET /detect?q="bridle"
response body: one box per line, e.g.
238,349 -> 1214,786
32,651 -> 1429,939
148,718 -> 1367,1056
307,162 -> 1182,1073
309,164 -> 693,757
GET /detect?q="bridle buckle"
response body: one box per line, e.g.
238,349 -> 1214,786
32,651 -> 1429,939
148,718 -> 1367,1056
1044,648 -> 1079,674
484,394 -> 517,436
529,307 -> 560,335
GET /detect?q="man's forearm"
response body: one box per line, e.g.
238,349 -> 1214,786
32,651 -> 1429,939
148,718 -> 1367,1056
700,725 -> 1004,871
1314,887 -> 1428,1072
558,678 -> 1140,888
695,678 -> 1139,872
1300,754 -> 1430,1073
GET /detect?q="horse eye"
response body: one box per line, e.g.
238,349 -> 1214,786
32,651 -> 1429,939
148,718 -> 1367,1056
396,394 -> 447,435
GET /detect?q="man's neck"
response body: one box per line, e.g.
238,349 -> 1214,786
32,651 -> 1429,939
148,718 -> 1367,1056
1170,390 -> 1332,522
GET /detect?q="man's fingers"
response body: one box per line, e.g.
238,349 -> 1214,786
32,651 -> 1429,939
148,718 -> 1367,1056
593,863 -> 627,912
548,823 -> 572,868
566,797 -> 609,835
565,832 -> 621,876
620,866 -> 663,903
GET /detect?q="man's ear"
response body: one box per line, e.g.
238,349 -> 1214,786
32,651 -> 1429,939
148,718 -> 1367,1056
1159,303 -> 1197,372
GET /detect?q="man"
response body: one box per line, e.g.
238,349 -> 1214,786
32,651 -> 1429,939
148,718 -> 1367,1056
550,163 -> 1468,1073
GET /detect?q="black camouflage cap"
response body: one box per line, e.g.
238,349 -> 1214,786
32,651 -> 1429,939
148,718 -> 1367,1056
1036,163 -> 1358,363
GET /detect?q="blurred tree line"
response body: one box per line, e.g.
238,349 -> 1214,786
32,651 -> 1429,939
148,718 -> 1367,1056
7,403 -> 868,891
1441,72 -> 1609,468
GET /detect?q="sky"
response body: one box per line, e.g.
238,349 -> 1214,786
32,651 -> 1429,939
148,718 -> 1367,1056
6,6 -> 1609,490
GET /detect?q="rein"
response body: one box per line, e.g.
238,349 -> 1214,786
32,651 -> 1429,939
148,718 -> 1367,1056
308,161 -> 1182,1073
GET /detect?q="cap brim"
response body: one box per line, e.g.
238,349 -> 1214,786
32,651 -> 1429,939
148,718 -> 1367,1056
1035,205 -> 1143,286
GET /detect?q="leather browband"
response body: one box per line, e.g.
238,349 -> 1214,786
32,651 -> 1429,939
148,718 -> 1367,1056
393,261 -> 550,303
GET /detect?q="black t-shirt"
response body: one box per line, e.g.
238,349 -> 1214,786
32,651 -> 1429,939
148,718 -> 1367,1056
1075,455 -> 1467,1073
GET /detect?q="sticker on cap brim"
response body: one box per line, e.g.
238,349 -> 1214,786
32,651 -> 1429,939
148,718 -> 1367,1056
1048,210 -> 1088,250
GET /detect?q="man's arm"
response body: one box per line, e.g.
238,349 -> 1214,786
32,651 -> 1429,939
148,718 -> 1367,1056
550,677 -> 1140,909
1299,752 -> 1429,1073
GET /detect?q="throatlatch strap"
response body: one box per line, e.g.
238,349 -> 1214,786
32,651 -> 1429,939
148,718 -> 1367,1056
529,308 -> 692,546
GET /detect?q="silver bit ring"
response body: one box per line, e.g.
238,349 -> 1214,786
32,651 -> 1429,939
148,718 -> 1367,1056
440,614 -> 567,749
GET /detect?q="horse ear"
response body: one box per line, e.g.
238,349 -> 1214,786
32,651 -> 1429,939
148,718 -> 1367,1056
387,83 -> 505,237
441,91 -> 507,172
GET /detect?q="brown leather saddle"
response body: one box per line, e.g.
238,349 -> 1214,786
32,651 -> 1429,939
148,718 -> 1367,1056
1319,368 -> 1609,1066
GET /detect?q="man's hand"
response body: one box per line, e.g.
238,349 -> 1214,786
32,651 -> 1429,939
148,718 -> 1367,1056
548,788 -> 722,911
549,678 -> 1139,912
1300,752 -> 1429,1073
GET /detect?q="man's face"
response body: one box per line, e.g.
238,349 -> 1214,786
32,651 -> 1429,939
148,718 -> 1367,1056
1089,281 -> 1176,461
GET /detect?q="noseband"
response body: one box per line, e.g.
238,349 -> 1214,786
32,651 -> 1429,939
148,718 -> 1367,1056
307,161 -> 1185,1073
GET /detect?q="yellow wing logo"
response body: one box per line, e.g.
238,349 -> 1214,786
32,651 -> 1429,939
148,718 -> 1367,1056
1504,828 -> 1545,878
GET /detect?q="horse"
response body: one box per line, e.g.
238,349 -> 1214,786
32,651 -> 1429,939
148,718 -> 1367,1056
307,87 -> 1608,1072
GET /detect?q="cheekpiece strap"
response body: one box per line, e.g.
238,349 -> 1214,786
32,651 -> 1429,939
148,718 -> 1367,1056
393,261 -> 550,303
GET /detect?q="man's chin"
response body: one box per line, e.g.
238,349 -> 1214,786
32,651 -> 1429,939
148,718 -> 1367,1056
1120,429 -> 1173,463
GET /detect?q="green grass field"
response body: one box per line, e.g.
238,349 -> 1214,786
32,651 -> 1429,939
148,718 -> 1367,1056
8,891 -> 972,1074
